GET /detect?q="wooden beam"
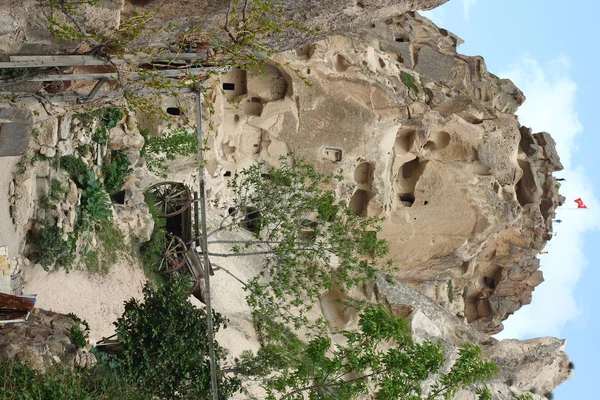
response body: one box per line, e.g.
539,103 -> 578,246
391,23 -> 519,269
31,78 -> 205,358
86,78 -> 107,101
3,53 -> 214,68
25,67 -> 229,82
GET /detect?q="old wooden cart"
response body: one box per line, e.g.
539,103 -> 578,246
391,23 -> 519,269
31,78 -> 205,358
145,181 -> 211,302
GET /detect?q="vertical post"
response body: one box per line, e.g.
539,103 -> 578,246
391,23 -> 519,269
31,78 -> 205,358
195,91 -> 219,400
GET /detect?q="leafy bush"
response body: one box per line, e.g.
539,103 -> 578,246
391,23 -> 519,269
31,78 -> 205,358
69,324 -> 89,349
80,172 -> 112,227
40,178 -> 68,209
57,155 -> 89,188
0,360 -> 90,400
140,127 -> 197,177
400,71 -> 418,93
35,224 -> 75,269
102,150 -> 132,194
114,279 -> 240,399
82,107 -> 124,145
240,305 -> 499,399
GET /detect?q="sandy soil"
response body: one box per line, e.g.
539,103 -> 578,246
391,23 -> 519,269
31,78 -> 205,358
0,156 -> 25,258
22,257 -> 147,341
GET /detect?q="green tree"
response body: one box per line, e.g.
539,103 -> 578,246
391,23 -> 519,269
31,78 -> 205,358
236,305 -> 499,400
114,279 -> 240,399
208,157 -> 389,330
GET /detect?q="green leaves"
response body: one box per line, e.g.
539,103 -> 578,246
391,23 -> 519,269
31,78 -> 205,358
114,279 -> 240,399
102,150 -> 132,194
140,127 -> 198,177
80,171 -> 112,228
241,305 -> 499,400
219,156 -> 389,331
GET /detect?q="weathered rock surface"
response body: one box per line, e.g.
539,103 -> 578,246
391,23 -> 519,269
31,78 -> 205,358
374,275 -> 572,399
0,308 -> 95,371
157,12 -> 562,334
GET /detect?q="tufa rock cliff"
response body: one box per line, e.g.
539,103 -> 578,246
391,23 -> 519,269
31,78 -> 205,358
374,275 -> 572,399
148,12 -> 563,334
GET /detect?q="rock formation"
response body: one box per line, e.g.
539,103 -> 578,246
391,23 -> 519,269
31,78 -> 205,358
0,1 -> 573,397
0,308 -> 96,370
150,12 -> 562,334
374,275 -> 572,399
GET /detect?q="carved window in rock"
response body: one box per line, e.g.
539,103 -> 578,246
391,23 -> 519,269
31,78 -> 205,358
322,147 -> 343,163
166,107 -> 182,116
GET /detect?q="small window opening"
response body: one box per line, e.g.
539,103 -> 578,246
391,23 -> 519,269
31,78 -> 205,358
223,83 -> 235,90
395,36 -> 409,43
223,171 -> 232,177
484,277 -> 496,290
166,107 -> 182,116
111,190 -> 126,204
323,147 -> 343,163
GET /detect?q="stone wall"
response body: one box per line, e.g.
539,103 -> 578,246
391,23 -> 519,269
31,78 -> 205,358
0,308 -> 96,370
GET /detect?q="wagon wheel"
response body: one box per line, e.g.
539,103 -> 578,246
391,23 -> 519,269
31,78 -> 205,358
158,234 -> 188,274
145,181 -> 192,218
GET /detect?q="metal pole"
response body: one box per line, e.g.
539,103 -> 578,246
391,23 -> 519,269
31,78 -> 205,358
195,91 -> 219,400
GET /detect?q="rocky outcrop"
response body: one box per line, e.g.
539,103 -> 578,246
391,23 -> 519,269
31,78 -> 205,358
0,308 -> 96,370
146,12 -> 562,334
1,0 -> 448,56
374,275 -> 572,399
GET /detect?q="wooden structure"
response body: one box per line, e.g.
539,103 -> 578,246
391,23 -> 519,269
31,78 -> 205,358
0,53 -> 229,104
145,181 -> 211,302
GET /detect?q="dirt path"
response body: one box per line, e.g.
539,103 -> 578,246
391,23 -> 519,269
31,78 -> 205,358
22,258 -> 147,341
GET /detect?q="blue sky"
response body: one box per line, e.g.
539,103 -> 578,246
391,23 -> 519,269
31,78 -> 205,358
421,1 -> 600,398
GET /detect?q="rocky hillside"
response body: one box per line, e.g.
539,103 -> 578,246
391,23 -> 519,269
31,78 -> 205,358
168,12 -> 563,335
0,0 -> 571,398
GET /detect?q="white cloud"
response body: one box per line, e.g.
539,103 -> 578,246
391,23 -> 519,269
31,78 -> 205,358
496,57 -> 600,339
462,0 -> 478,21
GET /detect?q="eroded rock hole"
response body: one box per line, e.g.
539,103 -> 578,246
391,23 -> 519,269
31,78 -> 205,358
323,147 -> 342,163
334,54 -> 352,72
395,36 -> 409,43
354,162 -> 374,186
378,58 -> 386,68
221,68 -> 247,100
242,98 -> 263,117
349,189 -> 374,216
397,158 -> 428,208
399,193 -> 415,206
166,107 -> 181,116
319,288 -> 356,332
111,190 -> 126,204
223,171 -> 232,177
242,207 -> 262,234
393,128 -> 415,155
516,160 -> 536,206
423,131 -> 450,151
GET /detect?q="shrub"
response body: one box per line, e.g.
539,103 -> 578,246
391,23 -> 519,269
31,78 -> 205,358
114,279 -> 240,399
141,127 -> 197,177
0,360 -> 90,400
400,71 -> 418,93
57,155 -> 89,188
69,324 -> 89,349
102,150 -> 132,194
91,107 -> 124,145
40,178 -> 68,209
80,172 -> 112,227
35,224 -> 75,270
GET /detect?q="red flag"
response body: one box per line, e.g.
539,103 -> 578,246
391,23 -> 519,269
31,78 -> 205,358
574,198 -> 588,209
